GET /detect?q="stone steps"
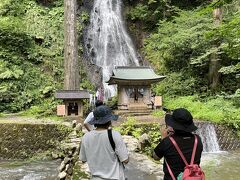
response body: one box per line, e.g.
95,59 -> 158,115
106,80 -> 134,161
114,110 -> 153,116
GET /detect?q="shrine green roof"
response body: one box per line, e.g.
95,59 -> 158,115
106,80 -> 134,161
107,66 -> 165,85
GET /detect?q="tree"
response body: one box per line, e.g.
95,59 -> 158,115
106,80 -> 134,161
64,0 -> 80,90
208,2 -> 222,90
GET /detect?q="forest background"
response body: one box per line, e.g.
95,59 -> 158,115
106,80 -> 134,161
0,0 -> 239,133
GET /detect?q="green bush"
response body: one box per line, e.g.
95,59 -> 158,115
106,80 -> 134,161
143,0 -> 240,94
115,118 -> 161,156
162,95 -> 240,135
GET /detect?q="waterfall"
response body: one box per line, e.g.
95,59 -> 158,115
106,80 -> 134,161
196,123 -> 221,152
85,0 -> 139,99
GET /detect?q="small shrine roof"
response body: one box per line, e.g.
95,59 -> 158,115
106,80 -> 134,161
107,66 -> 165,85
55,90 -> 90,100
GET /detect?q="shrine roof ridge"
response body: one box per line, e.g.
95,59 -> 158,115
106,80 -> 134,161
107,66 -> 166,85
55,90 -> 90,99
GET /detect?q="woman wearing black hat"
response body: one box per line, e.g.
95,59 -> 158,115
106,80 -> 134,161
153,108 -> 203,180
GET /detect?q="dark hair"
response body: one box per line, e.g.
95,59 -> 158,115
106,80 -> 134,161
94,121 -> 111,129
95,100 -> 103,107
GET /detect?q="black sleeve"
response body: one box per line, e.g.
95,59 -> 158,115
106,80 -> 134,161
154,139 -> 166,159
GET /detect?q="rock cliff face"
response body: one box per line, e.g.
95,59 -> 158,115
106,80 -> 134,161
80,0 -> 103,89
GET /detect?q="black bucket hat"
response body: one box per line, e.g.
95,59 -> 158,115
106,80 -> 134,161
165,108 -> 197,132
88,105 -> 118,125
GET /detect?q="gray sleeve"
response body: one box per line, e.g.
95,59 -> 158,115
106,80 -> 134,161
79,138 -> 87,162
113,131 -> 129,162
84,112 -> 94,124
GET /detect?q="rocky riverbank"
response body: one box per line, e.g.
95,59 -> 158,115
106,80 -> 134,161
73,135 -> 164,180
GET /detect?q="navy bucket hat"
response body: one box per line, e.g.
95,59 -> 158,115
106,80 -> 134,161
88,105 -> 118,125
165,108 -> 197,132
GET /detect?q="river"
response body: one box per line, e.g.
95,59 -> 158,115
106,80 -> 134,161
201,150 -> 240,180
0,160 -> 59,180
0,150 -> 239,180
126,150 -> 240,180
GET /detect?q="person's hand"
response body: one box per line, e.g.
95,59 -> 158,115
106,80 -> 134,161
160,124 -> 168,139
160,124 -> 174,139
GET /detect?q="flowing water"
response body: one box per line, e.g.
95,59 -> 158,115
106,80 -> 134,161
0,160 -> 59,180
0,152 -> 240,180
125,151 -> 240,180
85,0 -> 139,99
201,150 -> 240,180
196,123 -> 221,152
0,123 -> 239,179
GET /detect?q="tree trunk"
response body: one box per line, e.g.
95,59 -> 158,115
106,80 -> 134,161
64,0 -> 80,90
208,7 -> 222,90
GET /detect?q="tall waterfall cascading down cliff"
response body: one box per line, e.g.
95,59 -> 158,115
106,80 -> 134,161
85,0 -> 139,99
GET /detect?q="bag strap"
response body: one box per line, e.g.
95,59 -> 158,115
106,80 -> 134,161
169,135 -> 198,166
108,128 -> 115,151
166,160 -> 176,180
107,129 -> 125,169
190,135 -> 198,165
169,136 -> 188,166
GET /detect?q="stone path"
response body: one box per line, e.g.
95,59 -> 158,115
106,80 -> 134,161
0,114 -> 71,126
113,114 -> 164,126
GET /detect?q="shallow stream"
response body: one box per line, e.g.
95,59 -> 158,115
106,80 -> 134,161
127,150 -> 240,180
201,150 -> 240,180
0,160 -> 59,180
0,150 -> 239,180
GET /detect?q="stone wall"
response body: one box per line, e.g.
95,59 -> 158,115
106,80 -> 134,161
0,123 -> 72,159
214,124 -> 240,150
57,120 -> 83,180
195,121 -> 240,151
123,122 -> 240,151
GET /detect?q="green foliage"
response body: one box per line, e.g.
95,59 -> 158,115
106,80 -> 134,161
152,72 -> 201,96
143,0 -> 240,95
143,126 -> 161,156
73,161 -> 90,179
0,0 -> 65,113
115,120 -> 161,156
117,117 -> 138,136
105,95 -> 118,110
163,95 -> 240,133
80,11 -> 90,23
151,109 -> 165,118
19,98 -> 60,118
128,4 -> 149,21
127,0 -> 178,30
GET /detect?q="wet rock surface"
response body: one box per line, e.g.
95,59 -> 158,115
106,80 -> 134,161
123,135 -> 163,179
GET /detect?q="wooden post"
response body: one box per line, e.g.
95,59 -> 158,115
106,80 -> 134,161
64,0 -> 80,90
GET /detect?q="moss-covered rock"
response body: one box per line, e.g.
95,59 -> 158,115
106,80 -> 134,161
0,123 -> 72,159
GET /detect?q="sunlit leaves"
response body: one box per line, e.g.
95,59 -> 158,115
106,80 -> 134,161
0,0 -> 64,112
144,0 -> 239,95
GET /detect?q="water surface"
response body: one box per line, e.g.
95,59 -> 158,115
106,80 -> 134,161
0,150 -> 239,180
0,160 -> 59,180
201,150 -> 240,180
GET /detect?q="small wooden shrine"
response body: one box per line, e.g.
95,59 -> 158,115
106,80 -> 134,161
55,90 -> 90,117
107,66 -> 165,110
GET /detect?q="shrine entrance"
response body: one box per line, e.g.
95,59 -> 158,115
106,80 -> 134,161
107,66 -> 165,110
55,90 -> 90,117
67,102 -> 79,116
129,87 -> 144,103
